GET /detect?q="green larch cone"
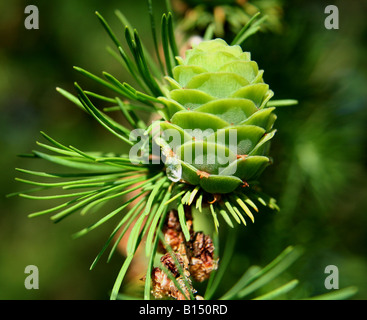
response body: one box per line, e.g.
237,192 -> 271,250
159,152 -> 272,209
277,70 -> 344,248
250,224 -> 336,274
158,39 -> 277,194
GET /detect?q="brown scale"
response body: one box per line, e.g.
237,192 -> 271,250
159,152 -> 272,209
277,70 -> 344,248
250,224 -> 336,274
158,209 -> 193,253
151,207 -> 217,299
151,252 -> 194,300
187,232 -> 218,283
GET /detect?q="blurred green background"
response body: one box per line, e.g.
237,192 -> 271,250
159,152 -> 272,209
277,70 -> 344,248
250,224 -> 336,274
1,0 -> 366,299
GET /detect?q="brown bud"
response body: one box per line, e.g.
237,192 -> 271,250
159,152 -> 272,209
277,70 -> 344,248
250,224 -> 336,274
171,276 -> 195,300
151,264 -> 195,300
187,232 -> 218,282
151,267 -> 171,299
160,252 -> 189,278
159,209 -> 193,253
150,206 -> 217,299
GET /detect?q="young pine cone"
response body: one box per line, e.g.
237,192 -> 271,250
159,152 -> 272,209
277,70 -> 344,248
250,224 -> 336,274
159,39 -> 276,194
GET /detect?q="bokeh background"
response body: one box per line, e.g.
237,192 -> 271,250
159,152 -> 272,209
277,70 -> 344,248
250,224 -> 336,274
1,0 -> 366,299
